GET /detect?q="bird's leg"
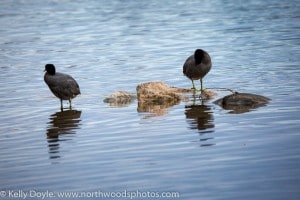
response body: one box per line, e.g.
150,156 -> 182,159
69,99 -> 72,110
200,79 -> 204,92
69,98 -> 72,109
60,99 -> 63,111
191,80 -> 196,90
191,89 -> 197,105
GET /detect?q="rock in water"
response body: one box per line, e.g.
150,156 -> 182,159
136,81 -> 190,104
103,91 -> 136,107
214,92 -> 270,113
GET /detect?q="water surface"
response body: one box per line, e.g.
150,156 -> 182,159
1,0 -> 300,199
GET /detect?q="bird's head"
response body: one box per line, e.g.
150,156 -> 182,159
44,64 -> 56,75
194,49 -> 205,65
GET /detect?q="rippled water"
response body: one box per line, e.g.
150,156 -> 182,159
1,0 -> 300,199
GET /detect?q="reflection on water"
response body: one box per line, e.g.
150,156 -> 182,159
106,99 -> 135,108
219,103 -> 267,114
184,93 -> 214,141
185,104 -> 214,132
137,100 -> 180,118
185,97 -> 215,146
46,110 -> 82,159
185,93 -> 214,132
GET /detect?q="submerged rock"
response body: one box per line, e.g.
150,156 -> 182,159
214,92 -> 270,113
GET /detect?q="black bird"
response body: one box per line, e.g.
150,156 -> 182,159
183,49 -> 212,91
44,64 -> 80,110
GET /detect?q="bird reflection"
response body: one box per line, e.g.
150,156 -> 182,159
184,93 -> 215,146
185,104 -> 214,133
46,109 -> 82,159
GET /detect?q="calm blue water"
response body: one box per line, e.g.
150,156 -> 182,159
1,0 -> 300,199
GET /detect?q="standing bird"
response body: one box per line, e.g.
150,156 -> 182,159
183,49 -> 212,91
44,64 -> 80,110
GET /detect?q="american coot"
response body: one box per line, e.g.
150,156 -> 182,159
183,49 -> 212,91
44,64 -> 80,110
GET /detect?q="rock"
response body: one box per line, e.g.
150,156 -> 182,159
213,92 -> 270,113
136,81 -> 191,104
103,91 -> 136,107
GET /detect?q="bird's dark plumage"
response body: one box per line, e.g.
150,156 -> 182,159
44,64 -> 80,110
183,49 -> 212,91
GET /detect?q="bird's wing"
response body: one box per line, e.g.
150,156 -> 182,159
66,77 -> 81,95
183,55 -> 194,75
